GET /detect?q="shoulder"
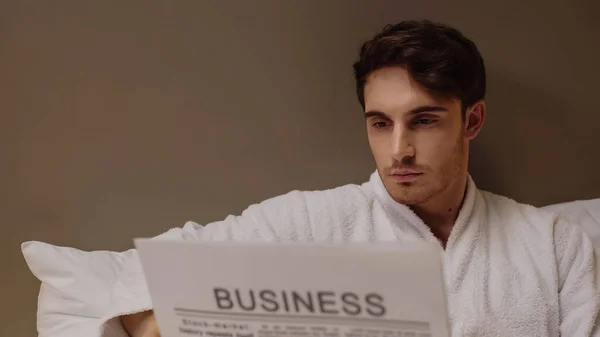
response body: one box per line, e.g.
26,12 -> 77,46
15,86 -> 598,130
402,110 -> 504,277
479,189 -> 558,227
479,190 -> 591,250
234,179 -> 378,241
254,179 -> 377,213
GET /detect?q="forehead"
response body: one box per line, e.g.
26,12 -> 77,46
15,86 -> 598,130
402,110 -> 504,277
363,67 -> 456,113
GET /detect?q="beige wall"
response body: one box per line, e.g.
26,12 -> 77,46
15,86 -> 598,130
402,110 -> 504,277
2,1 -> 598,335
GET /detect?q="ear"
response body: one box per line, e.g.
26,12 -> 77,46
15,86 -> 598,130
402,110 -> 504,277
464,100 -> 486,140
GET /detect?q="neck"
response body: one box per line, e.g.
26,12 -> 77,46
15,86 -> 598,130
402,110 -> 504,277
409,173 -> 468,247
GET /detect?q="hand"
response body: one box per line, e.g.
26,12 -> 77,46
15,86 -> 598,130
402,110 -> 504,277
120,310 -> 161,337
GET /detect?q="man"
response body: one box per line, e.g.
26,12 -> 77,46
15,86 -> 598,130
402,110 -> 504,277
109,20 -> 598,337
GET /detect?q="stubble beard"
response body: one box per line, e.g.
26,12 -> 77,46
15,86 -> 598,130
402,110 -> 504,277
383,137 -> 465,207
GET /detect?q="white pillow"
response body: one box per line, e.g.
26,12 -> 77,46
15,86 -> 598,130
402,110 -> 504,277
21,241 -> 131,337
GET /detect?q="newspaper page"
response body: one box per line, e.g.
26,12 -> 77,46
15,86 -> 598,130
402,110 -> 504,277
134,239 -> 450,337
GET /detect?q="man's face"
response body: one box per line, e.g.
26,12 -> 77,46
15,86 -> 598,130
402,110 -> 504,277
364,67 -> 467,205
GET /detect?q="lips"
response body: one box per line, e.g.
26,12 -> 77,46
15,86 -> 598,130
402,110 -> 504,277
389,171 -> 423,183
390,169 -> 421,175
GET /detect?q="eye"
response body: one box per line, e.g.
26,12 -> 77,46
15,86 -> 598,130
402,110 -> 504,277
414,118 -> 437,126
372,121 -> 389,129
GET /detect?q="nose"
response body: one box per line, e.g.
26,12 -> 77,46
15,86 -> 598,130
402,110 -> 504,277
391,125 -> 415,161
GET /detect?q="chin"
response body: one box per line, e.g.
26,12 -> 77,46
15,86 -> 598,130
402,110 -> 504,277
384,181 -> 433,206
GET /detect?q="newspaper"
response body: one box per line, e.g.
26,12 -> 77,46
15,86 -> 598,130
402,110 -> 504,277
134,239 -> 450,337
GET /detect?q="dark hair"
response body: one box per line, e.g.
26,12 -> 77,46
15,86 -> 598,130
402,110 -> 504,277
353,20 -> 486,114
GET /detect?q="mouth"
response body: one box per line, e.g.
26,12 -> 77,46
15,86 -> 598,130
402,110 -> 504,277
389,171 -> 423,183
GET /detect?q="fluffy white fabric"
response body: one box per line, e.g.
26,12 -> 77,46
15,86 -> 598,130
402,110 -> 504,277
22,172 -> 600,337
543,198 -> 600,247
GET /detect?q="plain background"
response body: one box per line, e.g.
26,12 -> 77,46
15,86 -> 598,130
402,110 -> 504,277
2,1 -> 599,335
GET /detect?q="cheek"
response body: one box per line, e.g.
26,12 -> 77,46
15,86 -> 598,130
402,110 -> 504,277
415,131 -> 459,163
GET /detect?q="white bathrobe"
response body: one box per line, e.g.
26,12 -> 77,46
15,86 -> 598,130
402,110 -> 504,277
103,172 -> 599,337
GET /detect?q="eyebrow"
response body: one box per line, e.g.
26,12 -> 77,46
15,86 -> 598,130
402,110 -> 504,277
364,105 -> 448,118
